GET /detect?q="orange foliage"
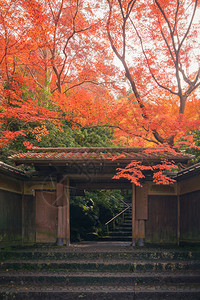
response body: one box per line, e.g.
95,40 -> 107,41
0,0 -> 199,185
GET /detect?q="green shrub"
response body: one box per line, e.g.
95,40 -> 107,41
70,190 -> 124,241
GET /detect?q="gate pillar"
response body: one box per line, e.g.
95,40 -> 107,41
56,177 -> 70,246
132,183 -> 136,246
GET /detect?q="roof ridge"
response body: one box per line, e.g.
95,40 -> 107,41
29,147 -> 153,153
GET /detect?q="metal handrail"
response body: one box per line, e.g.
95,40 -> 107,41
105,198 -> 131,233
105,206 -> 130,226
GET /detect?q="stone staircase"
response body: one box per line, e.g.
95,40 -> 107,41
101,205 -> 132,242
0,243 -> 200,299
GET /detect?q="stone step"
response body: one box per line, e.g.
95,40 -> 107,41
100,236 -> 132,241
123,217 -> 132,220
114,218 -> 132,224
107,227 -> 132,233
1,248 -> 200,261
1,271 -> 200,285
1,284 -> 200,299
123,218 -> 132,222
112,226 -> 132,231
120,221 -> 132,226
1,260 -> 200,272
1,244 -> 200,299
118,224 -> 132,228
123,212 -> 132,215
108,231 -> 132,236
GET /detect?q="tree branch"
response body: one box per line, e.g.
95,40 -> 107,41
130,18 -> 178,96
178,0 -> 198,51
63,80 -> 115,94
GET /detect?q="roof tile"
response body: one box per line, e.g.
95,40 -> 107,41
9,147 -> 194,164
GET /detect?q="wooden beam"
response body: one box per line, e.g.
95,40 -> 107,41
179,175 -> 200,195
57,206 -> 63,246
177,183 -> 180,246
136,183 -> 148,220
135,220 -> 139,239
66,177 -> 70,246
21,182 -> 25,246
71,182 -> 132,190
56,177 -> 64,246
62,205 -> 66,244
56,182 -> 64,206
132,184 -> 136,246
138,220 -> 145,246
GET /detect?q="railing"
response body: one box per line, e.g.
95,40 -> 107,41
105,199 -> 131,234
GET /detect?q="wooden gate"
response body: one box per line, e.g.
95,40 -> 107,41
35,191 -> 57,243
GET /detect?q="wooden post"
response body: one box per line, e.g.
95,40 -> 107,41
56,180 -> 64,246
66,177 -> 70,247
135,183 -> 148,246
63,205 -> 67,244
132,183 -> 136,246
135,220 -> 139,240
22,182 -> 25,246
57,206 -> 63,246
177,183 -> 180,246
138,220 -> 145,246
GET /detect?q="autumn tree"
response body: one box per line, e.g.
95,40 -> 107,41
0,0 -> 117,151
103,0 -> 200,184
0,0 -> 199,184
19,0 -> 118,95
106,0 -> 200,146
0,0 -> 65,150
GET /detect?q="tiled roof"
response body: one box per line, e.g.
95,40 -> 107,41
0,161 -> 28,178
177,163 -> 200,180
10,147 -> 194,164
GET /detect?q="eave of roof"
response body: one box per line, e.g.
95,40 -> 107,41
177,163 -> 200,181
9,147 -> 194,166
0,161 -> 29,179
